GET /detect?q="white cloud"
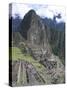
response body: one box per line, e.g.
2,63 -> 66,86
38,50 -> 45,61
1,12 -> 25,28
11,3 -> 65,22
36,5 -> 65,21
12,3 -> 32,18
48,5 -> 65,18
36,6 -> 54,18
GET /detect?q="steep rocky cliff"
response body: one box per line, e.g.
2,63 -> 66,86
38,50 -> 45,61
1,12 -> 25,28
19,10 -> 52,60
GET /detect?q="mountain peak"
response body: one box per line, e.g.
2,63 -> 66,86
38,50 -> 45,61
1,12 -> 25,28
20,10 -> 38,39
20,9 -> 50,49
24,9 -> 37,19
28,9 -> 36,15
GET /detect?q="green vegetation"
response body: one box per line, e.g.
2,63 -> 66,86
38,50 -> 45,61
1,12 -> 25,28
10,46 -> 47,83
10,39 -> 65,85
49,28 -> 65,62
52,46 -> 58,56
10,46 -> 45,71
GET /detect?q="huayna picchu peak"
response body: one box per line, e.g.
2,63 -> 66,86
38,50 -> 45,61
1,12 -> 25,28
9,4 -> 65,87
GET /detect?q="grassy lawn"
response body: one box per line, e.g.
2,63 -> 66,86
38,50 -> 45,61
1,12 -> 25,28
10,47 -> 45,70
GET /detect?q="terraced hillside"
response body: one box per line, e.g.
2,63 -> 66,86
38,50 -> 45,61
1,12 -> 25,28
9,42 -> 65,86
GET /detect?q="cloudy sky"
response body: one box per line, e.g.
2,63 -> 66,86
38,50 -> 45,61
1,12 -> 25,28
10,3 -> 66,22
